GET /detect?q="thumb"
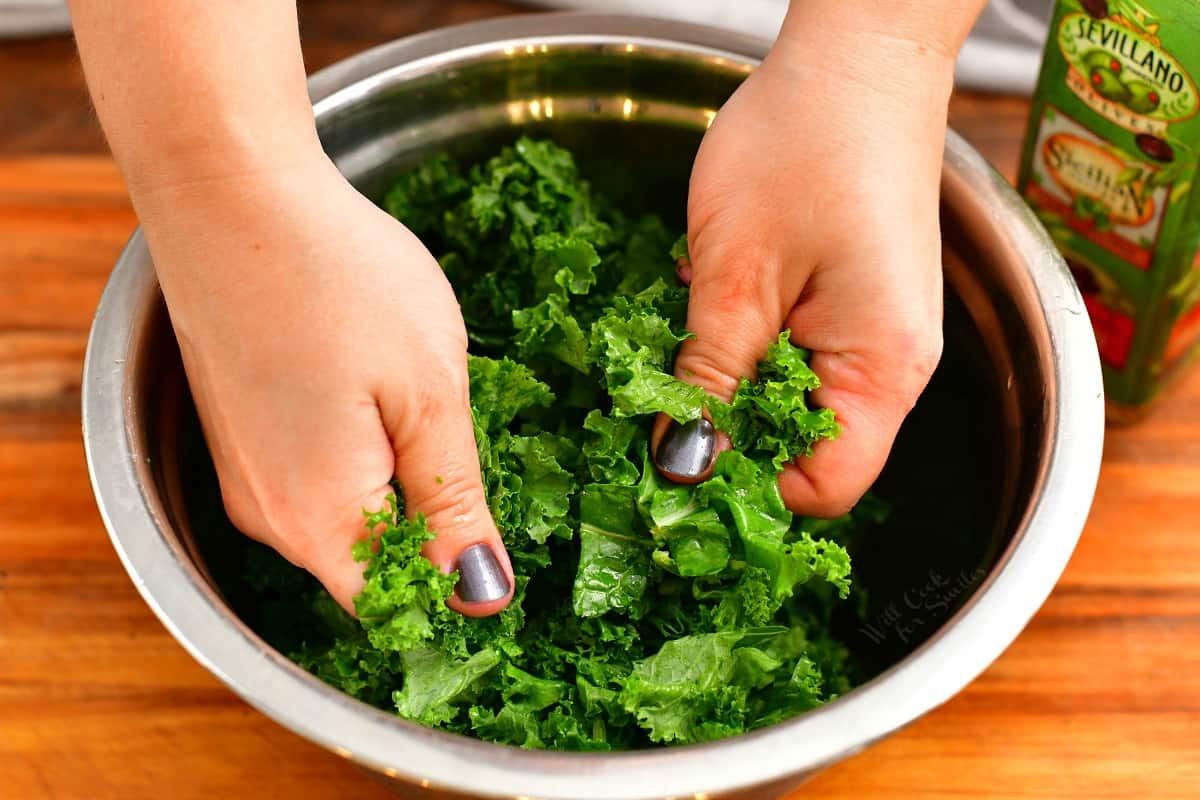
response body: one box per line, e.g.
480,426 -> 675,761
651,246 -> 789,483
384,366 -> 515,618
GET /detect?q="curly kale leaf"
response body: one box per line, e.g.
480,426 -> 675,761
588,281 -> 706,421
712,330 -> 842,470
352,499 -> 459,655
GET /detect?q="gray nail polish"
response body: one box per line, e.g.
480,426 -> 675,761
655,417 -> 716,481
455,543 -> 510,604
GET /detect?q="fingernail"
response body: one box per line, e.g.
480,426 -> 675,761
655,417 -> 716,481
455,543 -> 510,604
676,262 -> 693,286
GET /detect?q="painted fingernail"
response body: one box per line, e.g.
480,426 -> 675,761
455,543 -> 510,604
655,417 -> 716,481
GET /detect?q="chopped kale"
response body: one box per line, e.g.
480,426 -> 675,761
251,137 -> 877,750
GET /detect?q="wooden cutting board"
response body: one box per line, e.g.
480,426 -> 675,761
2,2 -> 1199,798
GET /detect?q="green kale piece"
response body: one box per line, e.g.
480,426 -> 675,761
636,452 -> 731,578
503,432 -> 577,545
467,354 -> 553,435
383,153 -> 470,238
588,281 -> 706,421
247,137 -> 882,752
704,451 -> 852,600
580,410 -> 643,485
669,233 -> 690,263
393,646 -> 501,727
618,632 -> 747,744
352,498 -> 459,655
572,483 -> 652,618
712,331 -> 842,470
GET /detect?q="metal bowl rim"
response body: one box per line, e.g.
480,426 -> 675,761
82,13 -> 1105,800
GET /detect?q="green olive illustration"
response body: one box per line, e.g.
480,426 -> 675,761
1083,49 -> 1122,76
1125,80 -> 1162,114
1090,66 -> 1132,103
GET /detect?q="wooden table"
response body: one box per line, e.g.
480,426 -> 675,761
3,3 -> 1199,798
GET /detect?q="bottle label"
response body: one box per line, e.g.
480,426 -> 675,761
1025,104 -> 1170,270
1058,10 -> 1199,134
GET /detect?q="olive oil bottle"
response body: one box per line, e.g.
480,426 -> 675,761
1018,0 -> 1200,419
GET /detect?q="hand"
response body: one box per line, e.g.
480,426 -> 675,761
135,156 -> 514,615
653,26 -> 954,516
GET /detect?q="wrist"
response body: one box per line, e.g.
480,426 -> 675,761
132,148 -> 345,290
779,1 -> 985,65
70,1 -> 323,204
772,0 -> 985,103
764,20 -> 956,126
128,127 -> 336,231
117,109 -> 325,203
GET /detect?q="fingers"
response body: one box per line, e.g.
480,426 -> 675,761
675,255 -> 693,286
651,243 -> 788,483
779,306 -> 943,518
293,484 -> 394,613
202,375 -> 401,616
205,348 -> 513,619
382,357 -> 514,618
652,237 -> 940,514
673,245 -> 789,401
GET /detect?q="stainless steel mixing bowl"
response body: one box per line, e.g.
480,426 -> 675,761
82,13 -> 1105,800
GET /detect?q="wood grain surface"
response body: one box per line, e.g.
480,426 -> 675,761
2,2 -> 1199,799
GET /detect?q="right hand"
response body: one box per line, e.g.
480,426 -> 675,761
652,23 -> 950,517
134,155 -> 514,617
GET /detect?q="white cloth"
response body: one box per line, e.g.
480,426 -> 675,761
525,0 -> 1053,94
0,0 -> 71,39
